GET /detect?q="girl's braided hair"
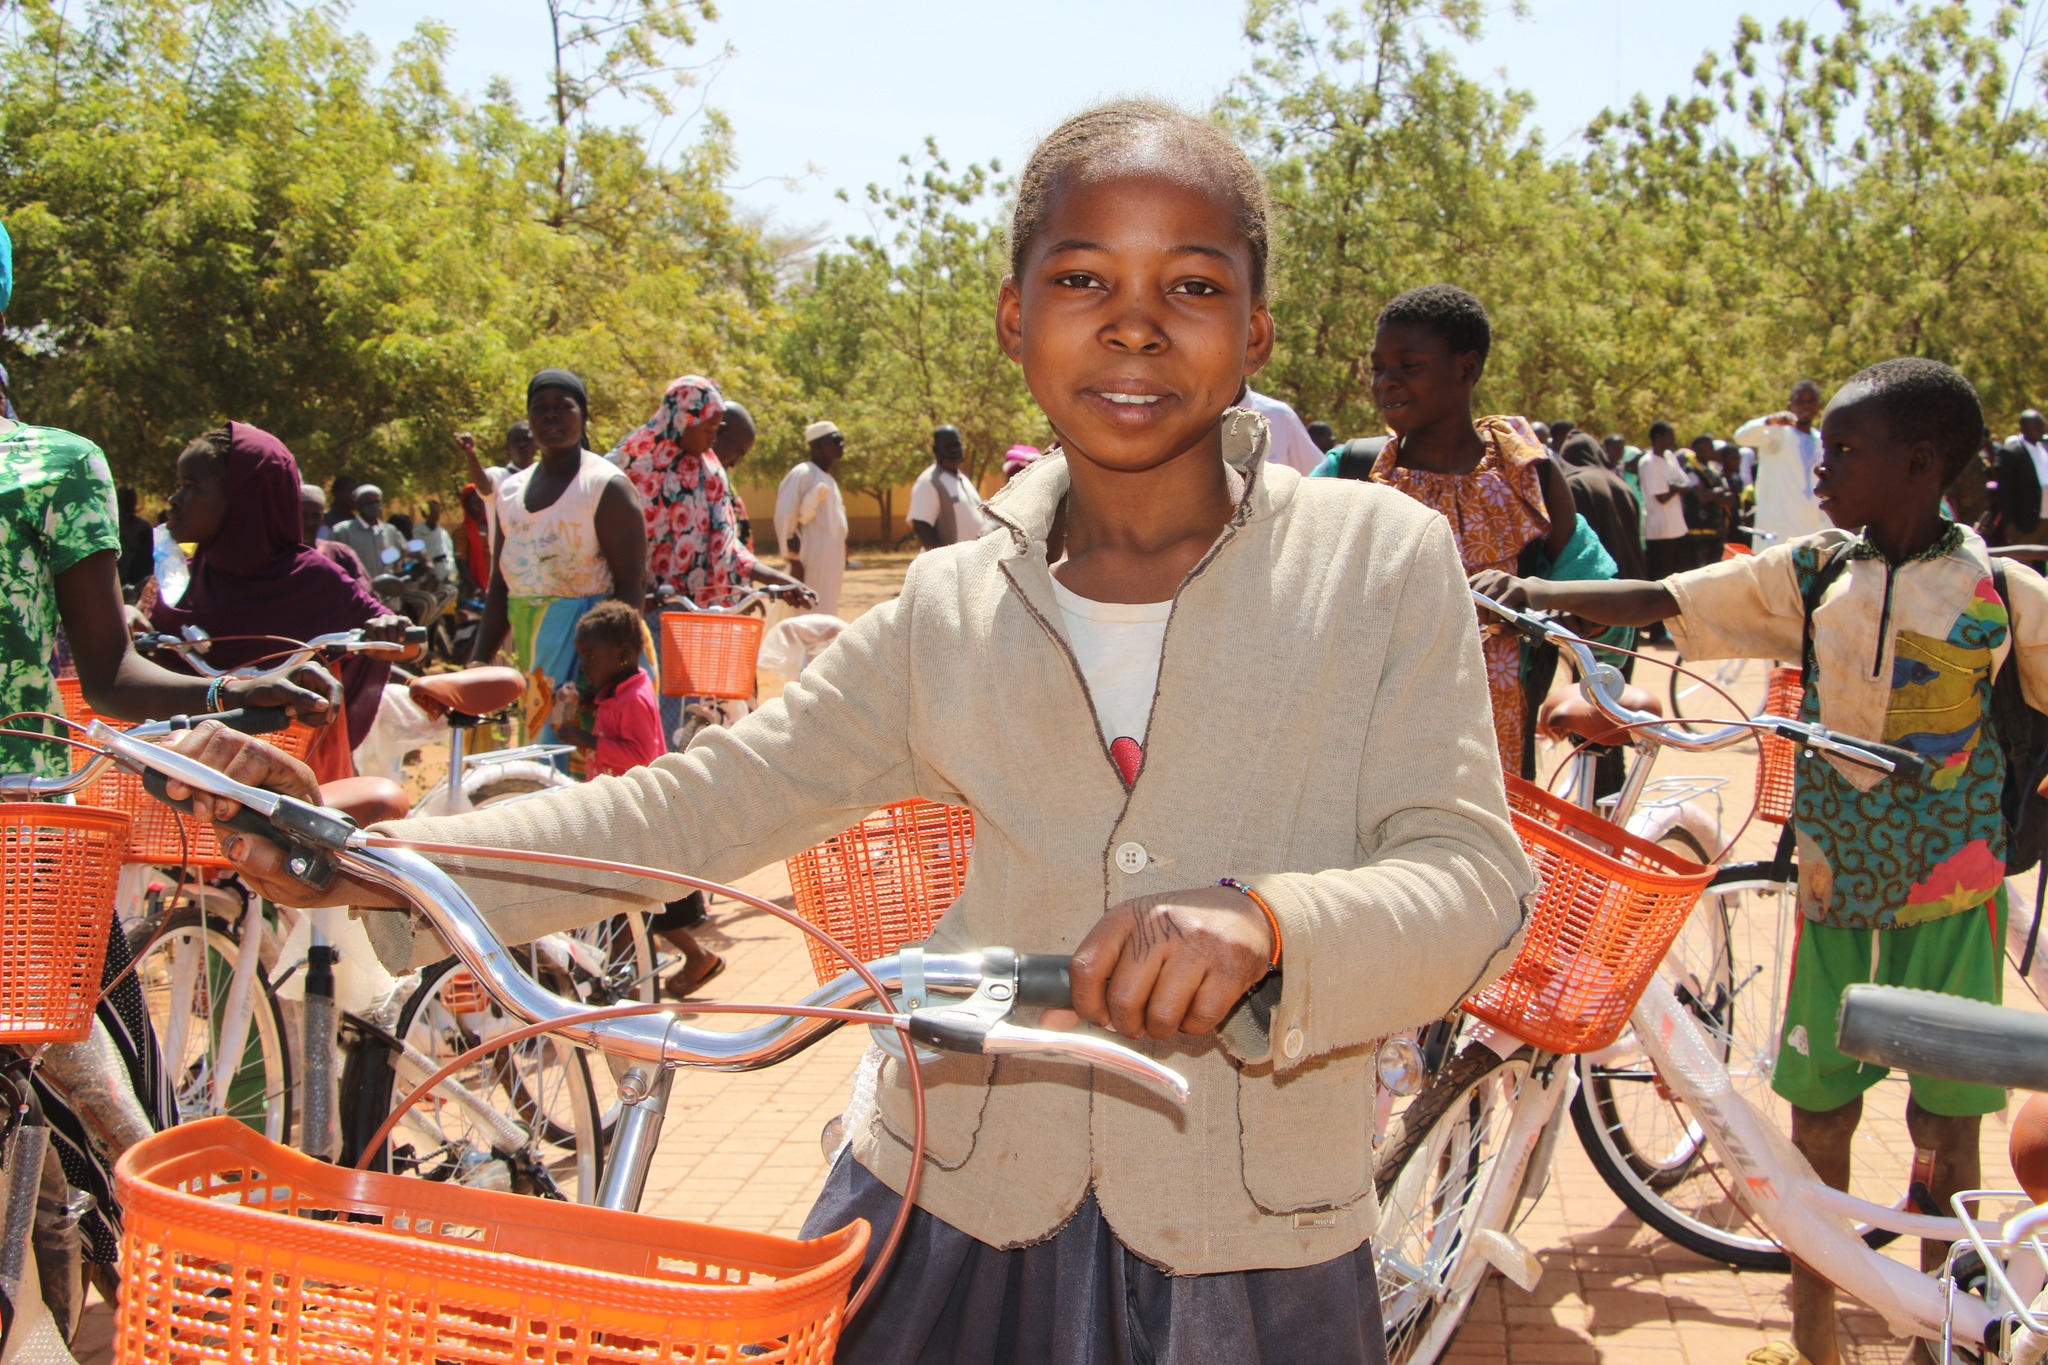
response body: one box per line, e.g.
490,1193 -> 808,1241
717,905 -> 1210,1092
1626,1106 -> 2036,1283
1009,99 -> 1272,297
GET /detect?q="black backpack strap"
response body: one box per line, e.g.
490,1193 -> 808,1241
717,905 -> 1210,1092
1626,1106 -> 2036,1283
1335,437 -> 1388,482
1797,543 -> 1855,694
1991,556 -> 2048,976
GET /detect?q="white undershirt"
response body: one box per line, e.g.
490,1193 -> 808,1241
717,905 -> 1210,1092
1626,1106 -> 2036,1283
1049,578 -> 1171,759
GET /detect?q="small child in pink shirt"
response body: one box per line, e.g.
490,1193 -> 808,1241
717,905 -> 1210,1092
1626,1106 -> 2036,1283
548,600 -> 662,778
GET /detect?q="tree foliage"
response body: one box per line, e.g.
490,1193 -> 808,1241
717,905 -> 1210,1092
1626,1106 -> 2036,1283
0,0 -> 775,497
1237,0 -> 2048,440
775,143 -> 1041,521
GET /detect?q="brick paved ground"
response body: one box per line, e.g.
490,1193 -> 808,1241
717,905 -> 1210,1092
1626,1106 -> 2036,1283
67,614 -> 2047,1364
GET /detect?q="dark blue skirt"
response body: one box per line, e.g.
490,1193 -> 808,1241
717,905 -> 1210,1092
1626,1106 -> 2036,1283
801,1151 -> 1389,1365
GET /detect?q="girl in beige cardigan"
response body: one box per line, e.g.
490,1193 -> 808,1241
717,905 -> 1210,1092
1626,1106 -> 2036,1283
170,100 -> 1533,1365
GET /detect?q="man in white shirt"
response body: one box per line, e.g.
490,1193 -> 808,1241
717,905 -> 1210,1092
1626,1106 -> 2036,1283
1734,379 -> 1830,548
1637,421 -> 1695,580
775,421 -> 850,617
907,425 -> 991,551
417,501 -> 457,587
1238,385 -> 1324,475
1985,408 -> 2048,543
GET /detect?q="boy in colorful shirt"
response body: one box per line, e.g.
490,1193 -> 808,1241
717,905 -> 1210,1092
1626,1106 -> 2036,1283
1475,358 -> 2048,1365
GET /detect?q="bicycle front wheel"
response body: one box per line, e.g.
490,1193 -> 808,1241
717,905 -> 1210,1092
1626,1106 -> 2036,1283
1375,1042 -> 1536,1365
1571,859 -> 1902,1270
368,956 -> 605,1202
1667,654 -> 1755,731
136,907 -> 294,1142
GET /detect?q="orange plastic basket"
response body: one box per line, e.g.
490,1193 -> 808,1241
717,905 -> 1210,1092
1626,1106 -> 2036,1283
113,1118 -> 868,1365
660,612 -> 767,700
1721,542 -> 1755,560
1756,665 -> 1805,825
786,801 -> 975,985
0,803 -> 128,1043
56,677 -> 318,870
1463,778 -> 1716,1054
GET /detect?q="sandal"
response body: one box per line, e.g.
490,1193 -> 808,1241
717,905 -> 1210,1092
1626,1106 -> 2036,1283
1743,1346 -> 1813,1365
663,954 -> 726,1001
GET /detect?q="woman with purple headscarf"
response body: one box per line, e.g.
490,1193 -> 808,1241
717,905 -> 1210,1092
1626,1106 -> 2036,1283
153,423 -> 410,769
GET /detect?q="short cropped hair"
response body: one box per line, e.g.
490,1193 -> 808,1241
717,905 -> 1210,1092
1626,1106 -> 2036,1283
575,599 -> 643,655
1010,99 -> 1272,296
1648,420 -> 1676,443
1376,285 -> 1491,365
1839,357 -> 1985,487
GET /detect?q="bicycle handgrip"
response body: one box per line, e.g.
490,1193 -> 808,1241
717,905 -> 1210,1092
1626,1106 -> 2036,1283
1835,738 -> 1936,783
1836,984 -> 2048,1091
212,707 -> 291,736
1014,954 -> 1073,1009
138,770 -> 337,892
403,625 -> 427,646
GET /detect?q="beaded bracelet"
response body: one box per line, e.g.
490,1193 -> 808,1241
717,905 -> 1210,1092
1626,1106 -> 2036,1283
1216,878 -> 1282,974
205,676 -> 228,714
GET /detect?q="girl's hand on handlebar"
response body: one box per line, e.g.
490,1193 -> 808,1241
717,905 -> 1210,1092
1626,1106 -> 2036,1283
223,664 -> 341,724
157,724 -> 402,909
1469,569 -> 1532,610
1063,889 -> 1275,1041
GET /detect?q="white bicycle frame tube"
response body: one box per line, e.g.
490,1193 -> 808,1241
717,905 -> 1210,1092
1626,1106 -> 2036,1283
208,892 -> 266,1114
1446,1056 -> 1575,1297
1629,973 -> 2001,1347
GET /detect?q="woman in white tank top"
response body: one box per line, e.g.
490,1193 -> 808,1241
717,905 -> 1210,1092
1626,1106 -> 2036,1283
472,369 -> 647,766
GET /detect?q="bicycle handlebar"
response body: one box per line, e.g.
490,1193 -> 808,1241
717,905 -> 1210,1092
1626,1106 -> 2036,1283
1470,589 -> 1934,782
139,626 -> 429,677
1836,985 -> 2048,1092
0,706 -> 291,798
648,584 -> 804,615
69,726 -> 1189,1104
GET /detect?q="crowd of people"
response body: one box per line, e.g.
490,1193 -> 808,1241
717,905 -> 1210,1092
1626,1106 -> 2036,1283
8,89 -> 2048,1365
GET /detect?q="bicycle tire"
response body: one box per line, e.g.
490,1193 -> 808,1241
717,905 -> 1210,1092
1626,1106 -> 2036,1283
136,907 -> 294,1143
374,956 -> 605,1202
1375,1042 -> 1536,1365
1666,654 -> 1753,732
1571,859 -> 1901,1270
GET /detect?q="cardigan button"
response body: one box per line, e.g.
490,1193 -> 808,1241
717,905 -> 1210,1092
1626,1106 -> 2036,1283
1282,1029 -> 1305,1060
1114,842 -> 1148,874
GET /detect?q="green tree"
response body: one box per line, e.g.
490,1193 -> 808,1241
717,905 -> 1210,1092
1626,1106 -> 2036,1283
0,0 -> 783,500
777,143 -> 1041,529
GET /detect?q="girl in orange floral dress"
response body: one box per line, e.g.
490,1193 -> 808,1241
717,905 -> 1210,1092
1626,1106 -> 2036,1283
1363,285 -> 1575,773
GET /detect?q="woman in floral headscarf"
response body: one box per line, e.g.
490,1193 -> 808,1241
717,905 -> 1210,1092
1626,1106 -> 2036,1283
608,375 -> 809,608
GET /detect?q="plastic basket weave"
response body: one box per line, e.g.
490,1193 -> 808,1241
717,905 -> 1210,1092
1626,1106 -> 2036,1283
786,801 -> 975,986
1463,778 -> 1716,1054
56,677 -> 317,870
660,612 -> 767,700
0,803 -> 129,1043
113,1118 -> 868,1365
1756,665 -> 1805,825
1721,542 -> 1755,560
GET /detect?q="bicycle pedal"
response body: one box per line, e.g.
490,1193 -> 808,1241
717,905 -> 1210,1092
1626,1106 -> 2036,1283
1473,1228 -> 1543,1293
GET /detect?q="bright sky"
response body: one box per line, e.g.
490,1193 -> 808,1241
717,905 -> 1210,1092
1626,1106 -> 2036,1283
345,0 -> 1830,245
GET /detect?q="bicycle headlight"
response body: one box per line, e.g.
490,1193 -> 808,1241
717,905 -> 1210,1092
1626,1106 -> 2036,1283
1377,1036 -> 1427,1097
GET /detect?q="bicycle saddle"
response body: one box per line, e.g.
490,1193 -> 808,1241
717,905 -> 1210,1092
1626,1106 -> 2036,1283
409,666 -> 524,718
317,776 -> 411,826
1539,685 -> 1665,748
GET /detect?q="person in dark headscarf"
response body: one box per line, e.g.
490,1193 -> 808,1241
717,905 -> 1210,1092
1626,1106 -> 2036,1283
1557,431 -> 1647,582
154,423 -> 410,767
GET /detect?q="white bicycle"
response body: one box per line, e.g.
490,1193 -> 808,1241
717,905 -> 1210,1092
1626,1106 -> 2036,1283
1377,594 -> 2044,1362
